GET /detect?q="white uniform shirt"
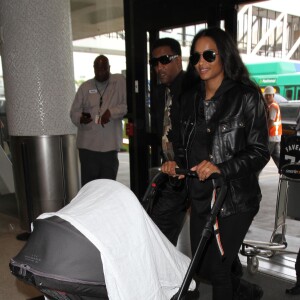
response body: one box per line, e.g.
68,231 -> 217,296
70,74 -> 127,152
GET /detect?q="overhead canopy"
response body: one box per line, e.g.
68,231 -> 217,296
70,0 -> 267,40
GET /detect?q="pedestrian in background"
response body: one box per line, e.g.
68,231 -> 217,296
70,55 -> 127,186
264,86 -> 282,169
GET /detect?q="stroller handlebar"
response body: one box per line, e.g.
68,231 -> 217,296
175,168 -> 198,177
175,168 -> 224,188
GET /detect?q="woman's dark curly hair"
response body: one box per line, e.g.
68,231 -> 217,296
183,27 -> 260,92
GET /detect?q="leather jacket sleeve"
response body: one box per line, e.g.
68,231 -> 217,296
214,88 -> 270,180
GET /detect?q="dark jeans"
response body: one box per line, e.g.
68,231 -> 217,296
190,205 -> 258,300
79,149 -> 119,187
150,177 -> 188,246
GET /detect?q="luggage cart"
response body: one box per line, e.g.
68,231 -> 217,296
241,135 -> 300,274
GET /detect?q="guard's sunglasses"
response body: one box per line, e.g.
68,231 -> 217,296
189,50 -> 218,65
149,54 -> 178,67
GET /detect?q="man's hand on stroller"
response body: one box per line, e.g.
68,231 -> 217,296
161,161 -> 185,179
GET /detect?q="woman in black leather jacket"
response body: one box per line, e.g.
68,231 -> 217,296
162,27 -> 270,300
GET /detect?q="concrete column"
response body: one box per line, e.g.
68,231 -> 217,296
0,0 -> 79,230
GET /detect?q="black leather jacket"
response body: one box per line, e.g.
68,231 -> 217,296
180,79 -> 270,217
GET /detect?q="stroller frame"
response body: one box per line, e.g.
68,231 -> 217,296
241,135 -> 300,274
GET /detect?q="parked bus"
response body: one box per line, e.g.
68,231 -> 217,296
246,61 -> 300,100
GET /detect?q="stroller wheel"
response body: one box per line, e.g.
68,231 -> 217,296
247,256 -> 259,274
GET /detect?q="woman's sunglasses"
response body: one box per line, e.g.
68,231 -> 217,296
149,55 -> 178,67
189,50 -> 218,65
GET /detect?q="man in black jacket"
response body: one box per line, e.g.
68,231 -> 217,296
149,37 -> 187,246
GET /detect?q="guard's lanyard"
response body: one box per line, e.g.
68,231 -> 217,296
95,80 -> 109,108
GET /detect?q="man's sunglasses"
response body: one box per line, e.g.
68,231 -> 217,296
149,55 -> 178,67
189,50 -> 218,65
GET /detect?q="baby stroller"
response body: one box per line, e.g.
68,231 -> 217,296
241,135 -> 300,274
9,178 -> 198,300
9,171 -> 227,300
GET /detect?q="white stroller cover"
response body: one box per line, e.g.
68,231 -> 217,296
37,179 -> 195,300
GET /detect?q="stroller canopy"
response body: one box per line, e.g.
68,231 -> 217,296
37,179 -> 194,300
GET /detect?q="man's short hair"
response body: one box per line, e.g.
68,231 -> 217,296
151,38 -> 182,56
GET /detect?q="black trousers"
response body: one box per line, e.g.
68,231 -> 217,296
150,177 -> 188,246
79,149 -> 119,187
190,204 -> 258,300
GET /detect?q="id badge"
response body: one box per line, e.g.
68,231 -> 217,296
95,114 -> 101,124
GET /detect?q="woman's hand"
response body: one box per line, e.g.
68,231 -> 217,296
191,160 -> 221,181
161,161 -> 185,179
